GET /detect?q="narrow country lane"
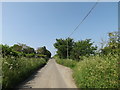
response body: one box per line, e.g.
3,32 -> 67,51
17,59 -> 77,88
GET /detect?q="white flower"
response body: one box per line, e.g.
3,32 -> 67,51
9,66 -> 13,70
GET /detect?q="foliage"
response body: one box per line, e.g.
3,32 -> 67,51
0,55 -> 2,88
36,54 -> 46,58
0,43 -> 51,89
0,45 -> 19,58
54,38 -> 97,60
36,46 -> 51,59
22,46 -> 36,54
1,43 -> 51,59
55,31 -> 119,88
56,53 -> 119,88
73,54 -> 119,88
11,44 -> 22,52
11,43 -> 36,55
70,39 -> 97,60
2,56 -> 46,89
101,31 -> 120,55
25,53 -> 35,58
54,38 -> 74,59
56,58 -> 77,68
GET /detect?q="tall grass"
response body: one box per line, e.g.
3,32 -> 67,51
56,54 -> 119,88
56,59 -> 77,68
2,56 -> 46,89
73,54 -> 119,88
0,56 -> 2,90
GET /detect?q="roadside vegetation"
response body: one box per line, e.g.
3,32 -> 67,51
0,43 -> 51,89
55,58 -> 76,68
54,31 -> 119,88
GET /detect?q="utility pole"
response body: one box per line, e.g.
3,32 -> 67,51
67,37 -> 69,59
66,1 -> 99,60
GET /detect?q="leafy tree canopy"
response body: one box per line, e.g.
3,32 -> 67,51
36,46 -> 51,58
54,38 -> 74,59
54,38 -> 97,60
101,31 -> 120,55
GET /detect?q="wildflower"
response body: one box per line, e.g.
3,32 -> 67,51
4,61 -> 9,65
11,56 -> 14,59
9,66 -> 13,70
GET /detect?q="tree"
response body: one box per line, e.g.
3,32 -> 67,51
36,46 -> 51,58
46,50 -> 51,58
70,39 -> 97,60
1,44 -> 12,57
36,46 -> 46,55
101,31 -> 119,55
22,46 -> 35,54
11,43 -> 36,57
54,38 -> 74,59
54,38 -> 97,60
1,43 -> 51,58
1,44 -> 19,57
11,44 -> 22,52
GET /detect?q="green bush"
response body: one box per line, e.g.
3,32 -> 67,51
25,53 -> 35,58
73,54 -> 119,88
56,58 -> 77,69
0,56 -> 2,88
55,53 -> 119,88
2,57 -> 46,89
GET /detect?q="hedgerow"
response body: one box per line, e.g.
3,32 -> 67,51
56,53 -> 119,88
2,56 -> 46,89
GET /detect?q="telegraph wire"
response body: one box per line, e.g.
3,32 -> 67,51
68,0 -> 99,37
67,0 -> 99,59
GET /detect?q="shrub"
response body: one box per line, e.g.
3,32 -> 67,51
56,58 -> 77,69
25,53 -> 35,58
73,54 -> 119,88
2,57 -> 46,89
55,53 -> 119,88
0,55 -> 2,89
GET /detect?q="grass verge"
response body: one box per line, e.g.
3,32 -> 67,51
55,54 -> 119,88
56,58 -> 76,68
1,56 -> 47,89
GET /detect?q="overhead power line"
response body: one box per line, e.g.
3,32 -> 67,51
67,0 -> 99,59
68,0 -> 99,37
